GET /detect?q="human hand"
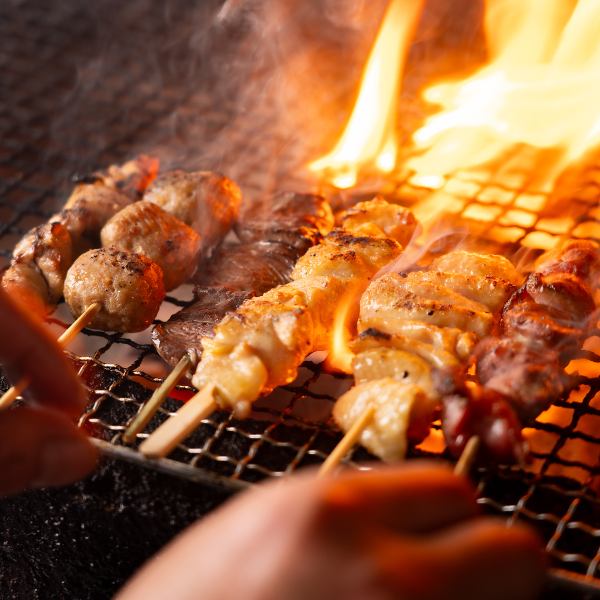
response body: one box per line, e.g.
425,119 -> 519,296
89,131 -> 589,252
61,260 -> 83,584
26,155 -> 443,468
0,289 -> 97,496
118,462 -> 544,600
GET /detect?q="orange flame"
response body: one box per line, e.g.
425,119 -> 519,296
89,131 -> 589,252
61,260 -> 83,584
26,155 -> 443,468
410,0 -> 600,190
326,289 -> 361,374
309,0 -> 425,188
312,0 -> 600,194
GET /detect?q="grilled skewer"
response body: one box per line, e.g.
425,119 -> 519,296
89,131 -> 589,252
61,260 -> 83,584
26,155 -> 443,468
322,250 -> 522,470
2,156 -> 158,317
124,192 -> 334,442
443,239 -> 600,463
140,199 -> 417,457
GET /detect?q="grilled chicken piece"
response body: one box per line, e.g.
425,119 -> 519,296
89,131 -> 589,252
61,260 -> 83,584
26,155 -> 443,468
152,288 -> 251,367
101,201 -> 202,291
2,156 -> 158,316
360,271 -> 494,339
144,170 -> 241,255
192,201 -> 410,418
153,192 -> 333,368
1,261 -> 51,317
64,247 -> 165,332
333,379 -> 435,462
334,250 -> 521,462
11,221 -> 73,303
337,197 -> 418,247
431,251 -> 523,286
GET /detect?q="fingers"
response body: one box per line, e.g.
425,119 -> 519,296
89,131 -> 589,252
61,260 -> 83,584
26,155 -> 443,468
320,462 -> 478,534
0,289 -> 86,415
0,406 -> 98,496
374,517 -> 545,600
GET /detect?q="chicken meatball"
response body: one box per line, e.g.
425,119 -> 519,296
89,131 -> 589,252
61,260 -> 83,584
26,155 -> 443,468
144,170 -> 241,253
64,247 -> 165,332
101,201 -> 202,290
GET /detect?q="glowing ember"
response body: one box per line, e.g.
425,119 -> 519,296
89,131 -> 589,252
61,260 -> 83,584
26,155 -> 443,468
410,0 -> 600,190
309,0 -> 424,188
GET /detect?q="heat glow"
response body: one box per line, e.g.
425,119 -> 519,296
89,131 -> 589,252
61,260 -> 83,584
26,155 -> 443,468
309,0 -> 424,188
410,0 -> 600,190
313,0 -> 600,193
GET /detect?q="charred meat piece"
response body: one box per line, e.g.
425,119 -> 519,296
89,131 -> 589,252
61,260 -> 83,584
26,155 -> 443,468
235,191 -> 333,253
64,247 -> 165,333
152,288 -> 251,368
145,170 -> 241,255
152,192 -> 333,367
101,201 -> 202,291
194,241 -> 301,294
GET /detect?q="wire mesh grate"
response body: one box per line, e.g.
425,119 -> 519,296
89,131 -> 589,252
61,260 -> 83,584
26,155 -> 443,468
1,0 -> 600,592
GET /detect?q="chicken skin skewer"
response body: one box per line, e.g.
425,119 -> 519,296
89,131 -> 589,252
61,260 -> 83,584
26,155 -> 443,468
443,240 -> 600,463
331,250 -> 523,463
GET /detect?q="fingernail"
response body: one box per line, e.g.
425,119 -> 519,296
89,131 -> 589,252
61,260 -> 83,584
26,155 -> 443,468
34,437 -> 92,488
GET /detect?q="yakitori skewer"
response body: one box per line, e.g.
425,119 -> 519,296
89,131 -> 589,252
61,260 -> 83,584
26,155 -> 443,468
453,436 -> 481,477
0,301 -> 101,409
2,156 -> 158,318
443,239 -> 600,463
316,249 -> 523,475
124,192 -> 333,443
139,199 -> 417,458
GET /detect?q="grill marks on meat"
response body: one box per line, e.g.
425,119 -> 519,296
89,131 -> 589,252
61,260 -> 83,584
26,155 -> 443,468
152,192 -> 334,367
443,240 -> 600,463
2,156 -> 159,316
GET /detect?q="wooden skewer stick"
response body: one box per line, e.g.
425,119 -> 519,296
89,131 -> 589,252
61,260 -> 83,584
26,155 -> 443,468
0,302 -> 101,410
139,383 -> 217,458
318,405 -> 375,478
454,436 -> 480,477
123,353 -> 193,444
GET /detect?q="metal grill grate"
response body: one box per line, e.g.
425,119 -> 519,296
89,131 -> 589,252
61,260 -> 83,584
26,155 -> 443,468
2,0 -> 600,594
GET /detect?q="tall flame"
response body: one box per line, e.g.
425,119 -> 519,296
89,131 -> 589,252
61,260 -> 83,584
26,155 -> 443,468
309,0 -> 424,189
411,0 -> 600,190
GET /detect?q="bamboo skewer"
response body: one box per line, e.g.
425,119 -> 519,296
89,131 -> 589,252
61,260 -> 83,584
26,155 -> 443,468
0,302 -> 101,410
454,436 -> 480,477
139,383 -> 217,458
318,405 -> 375,477
123,353 -> 193,444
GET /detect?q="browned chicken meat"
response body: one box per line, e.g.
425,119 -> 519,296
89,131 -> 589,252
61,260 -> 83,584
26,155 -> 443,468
101,201 -> 202,291
152,192 -> 333,368
333,250 -> 523,462
443,240 -> 600,464
64,247 -> 165,332
2,156 -> 158,316
144,170 -> 241,255
191,199 -> 415,418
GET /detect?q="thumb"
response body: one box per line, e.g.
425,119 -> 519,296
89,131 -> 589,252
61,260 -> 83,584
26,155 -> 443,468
0,406 -> 98,496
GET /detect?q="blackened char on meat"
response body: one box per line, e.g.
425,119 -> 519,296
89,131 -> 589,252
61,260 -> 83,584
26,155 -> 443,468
152,192 -> 333,367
